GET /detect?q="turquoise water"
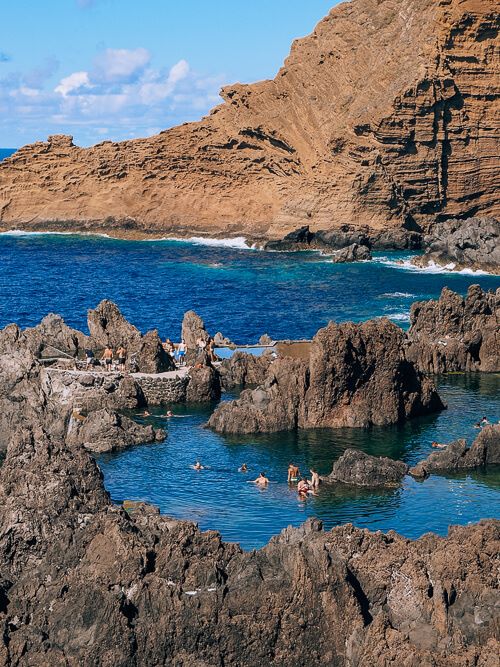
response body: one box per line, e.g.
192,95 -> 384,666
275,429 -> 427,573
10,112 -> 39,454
0,232 -> 498,549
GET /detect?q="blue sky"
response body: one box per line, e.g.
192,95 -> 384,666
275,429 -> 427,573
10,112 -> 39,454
0,0 -> 338,148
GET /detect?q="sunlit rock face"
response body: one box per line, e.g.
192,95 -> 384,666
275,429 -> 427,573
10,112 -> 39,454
0,0 -> 498,240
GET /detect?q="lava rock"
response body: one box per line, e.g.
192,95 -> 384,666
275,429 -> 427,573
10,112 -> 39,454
329,243 -> 372,263
410,424 -> 500,478
209,319 -> 444,434
67,408 -> 165,454
329,449 -> 409,487
186,364 -> 221,403
219,350 -> 274,390
406,285 -> 500,373
415,217 -> 500,273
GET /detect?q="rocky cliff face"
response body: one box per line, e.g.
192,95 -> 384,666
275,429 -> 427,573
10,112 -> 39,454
0,0 -> 498,240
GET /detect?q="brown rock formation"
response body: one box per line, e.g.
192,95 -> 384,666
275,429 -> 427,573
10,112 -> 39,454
410,424 -> 500,478
209,319 -> 444,434
407,285 -> 500,373
0,0 -> 498,240
0,300 -> 498,664
329,449 -> 409,487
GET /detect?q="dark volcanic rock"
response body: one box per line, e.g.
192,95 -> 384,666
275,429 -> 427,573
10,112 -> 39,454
410,424 -> 500,479
67,408 -> 165,453
219,350 -> 275,389
329,449 -> 409,487
330,243 -> 371,263
88,300 -> 174,372
24,313 -> 88,359
415,217 -> 500,273
0,313 -> 498,664
186,364 -> 221,403
407,285 -> 500,373
209,319 -> 444,434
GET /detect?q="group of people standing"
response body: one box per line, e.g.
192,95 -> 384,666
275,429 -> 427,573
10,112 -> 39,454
162,338 -> 186,365
85,345 -> 127,371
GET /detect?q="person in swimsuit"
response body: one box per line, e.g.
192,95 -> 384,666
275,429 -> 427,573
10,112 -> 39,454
287,463 -> 300,483
101,346 -> 113,371
238,463 -> 248,472
192,461 -> 205,470
431,441 -> 448,449
116,345 -> 127,370
297,478 -> 310,495
309,468 -> 320,489
251,472 -> 269,486
176,340 -> 186,366
84,348 -> 95,369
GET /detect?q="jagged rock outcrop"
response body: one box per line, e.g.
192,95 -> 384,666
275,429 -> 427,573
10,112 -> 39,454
209,319 -> 444,434
406,285 -> 500,373
219,350 -> 275,389
0,300 -> 498,664
413,217 -> 500,273
410,424 -> 500,478
329,449 -> 409,487
330,243 -> 371,263
88,300 -> 175,372
24,313 -> 88,359
0,0 -> 498,240
67,408 -> 165,453
186,364 -> 221,403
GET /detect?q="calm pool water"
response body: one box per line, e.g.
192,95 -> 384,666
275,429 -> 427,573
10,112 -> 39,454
0,232 -> 498,549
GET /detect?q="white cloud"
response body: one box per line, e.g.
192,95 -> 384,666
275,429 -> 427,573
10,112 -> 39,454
55,71 -> 91,96
91,47 -> 150,83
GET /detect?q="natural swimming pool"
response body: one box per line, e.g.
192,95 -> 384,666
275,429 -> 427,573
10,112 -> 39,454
0,232 -> 498,549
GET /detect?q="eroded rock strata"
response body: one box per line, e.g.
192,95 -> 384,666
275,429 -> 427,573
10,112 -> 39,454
1,0 -> 498,240
329,449 -> 409,488
209,319 -> 444,434
407,285 -> 500,374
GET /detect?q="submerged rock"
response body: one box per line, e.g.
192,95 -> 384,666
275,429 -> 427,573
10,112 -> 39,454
406,285 -> 500,373
414,217 -> 500,273
67,408 -> 165,453
329,449 -> 409,487
209,319 -> 444,434
410,424 -> 500,479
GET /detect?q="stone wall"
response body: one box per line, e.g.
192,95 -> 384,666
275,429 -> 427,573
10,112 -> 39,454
135,374 -> 189,405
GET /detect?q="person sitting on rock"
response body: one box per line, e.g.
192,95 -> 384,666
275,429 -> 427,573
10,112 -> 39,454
308,468 -> 320,488
196,337 -> 207,351
287,463 -> 300,483
116,345 -> 127,370
297,478 -> 310,495
101,346 -> 113,371
250,472 -> 269,486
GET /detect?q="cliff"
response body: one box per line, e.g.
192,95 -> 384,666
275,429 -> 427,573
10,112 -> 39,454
0,0 -> 498,240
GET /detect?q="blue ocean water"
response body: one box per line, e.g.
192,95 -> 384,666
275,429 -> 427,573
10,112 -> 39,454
0,148 -> 16,161
0,232 -> 498,549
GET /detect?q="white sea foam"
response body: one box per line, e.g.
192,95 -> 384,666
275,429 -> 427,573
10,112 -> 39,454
386,312 -> 411,323
145,235 -> 255,250
380,292 -> 416,298
373,256 -> 491,276
0,229 -> 112,239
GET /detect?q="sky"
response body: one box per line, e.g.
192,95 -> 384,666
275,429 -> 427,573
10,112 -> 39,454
0,0 -> 338,148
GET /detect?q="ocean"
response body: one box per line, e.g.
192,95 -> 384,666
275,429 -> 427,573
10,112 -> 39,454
0,231 -> 498,549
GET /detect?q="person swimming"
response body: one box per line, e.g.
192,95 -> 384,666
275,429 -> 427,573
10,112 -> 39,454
287,463 -> 300,483
139,410 -> 151,417
431,441 -> 448,449
297,478 -> 310,495
480,416 -> 490,426
239,463 -> 248,472
250,472 -> 269,486
191,460 -> 205,470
